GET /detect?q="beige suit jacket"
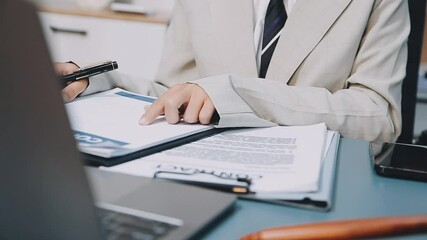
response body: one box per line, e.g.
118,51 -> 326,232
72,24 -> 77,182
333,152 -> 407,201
155,0 -> 410,144
86,0 -> 410,146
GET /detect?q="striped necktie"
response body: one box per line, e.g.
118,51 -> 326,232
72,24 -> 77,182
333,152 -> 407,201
259,0 -> 287,78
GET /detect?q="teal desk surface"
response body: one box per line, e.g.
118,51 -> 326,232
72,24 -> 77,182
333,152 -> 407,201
203,139 -> 427,240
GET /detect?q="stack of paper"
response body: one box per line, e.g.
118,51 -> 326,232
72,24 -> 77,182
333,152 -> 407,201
102,122 -> 340,210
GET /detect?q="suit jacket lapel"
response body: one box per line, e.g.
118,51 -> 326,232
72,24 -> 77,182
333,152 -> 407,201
210,0 -> 258,77
266,0 -> 353,82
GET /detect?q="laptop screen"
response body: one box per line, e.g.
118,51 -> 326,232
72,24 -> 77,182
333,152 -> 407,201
0,2 -> 237,240
0,1 -> 102,239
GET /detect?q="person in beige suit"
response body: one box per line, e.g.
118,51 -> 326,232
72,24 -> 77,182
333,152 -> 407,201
60,0 -> 410,153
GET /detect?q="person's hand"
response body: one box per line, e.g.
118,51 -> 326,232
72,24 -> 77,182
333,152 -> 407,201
139,83 -> 216,125
54,62 -> 88,102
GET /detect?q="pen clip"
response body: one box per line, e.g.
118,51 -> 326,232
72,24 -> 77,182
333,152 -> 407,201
153,170 -> 252,194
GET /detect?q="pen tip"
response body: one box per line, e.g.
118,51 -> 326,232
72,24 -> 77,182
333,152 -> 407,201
232,187 -> 249,194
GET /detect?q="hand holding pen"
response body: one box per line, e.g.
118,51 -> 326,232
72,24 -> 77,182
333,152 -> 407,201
54,60 -> 118,102
54,62 -> 88,102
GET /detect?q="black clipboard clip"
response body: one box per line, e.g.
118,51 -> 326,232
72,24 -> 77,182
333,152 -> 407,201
153,170 -> 252,194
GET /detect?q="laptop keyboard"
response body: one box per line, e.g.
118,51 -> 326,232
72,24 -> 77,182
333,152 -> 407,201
96,203 -> 181,240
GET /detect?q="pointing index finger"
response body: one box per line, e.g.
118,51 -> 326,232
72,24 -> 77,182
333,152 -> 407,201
139,101 -> 164,125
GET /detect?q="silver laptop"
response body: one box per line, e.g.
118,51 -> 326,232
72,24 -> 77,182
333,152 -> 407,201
0,1 -> 236,239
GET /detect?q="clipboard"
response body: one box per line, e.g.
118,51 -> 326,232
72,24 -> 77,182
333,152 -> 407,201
82,128 -> 222,166
65,88 -> 222,167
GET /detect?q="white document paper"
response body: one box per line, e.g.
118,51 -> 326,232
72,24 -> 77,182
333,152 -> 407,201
65,88 -> 213,158
102,123 -> 329,193
254,131 -> 339,201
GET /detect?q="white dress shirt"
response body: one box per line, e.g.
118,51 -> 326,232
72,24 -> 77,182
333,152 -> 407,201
253,0 -> 297,73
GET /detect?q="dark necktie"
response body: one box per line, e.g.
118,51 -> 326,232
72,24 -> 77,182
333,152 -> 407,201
259,0 -> 287,78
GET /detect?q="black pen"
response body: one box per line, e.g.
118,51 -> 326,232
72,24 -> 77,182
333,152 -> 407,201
154,171 -> 252,194
62,60 -> 118,83
189,179 -> 251,194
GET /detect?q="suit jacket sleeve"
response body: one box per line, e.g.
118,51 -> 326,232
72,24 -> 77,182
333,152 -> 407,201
156,0 -> 410,144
